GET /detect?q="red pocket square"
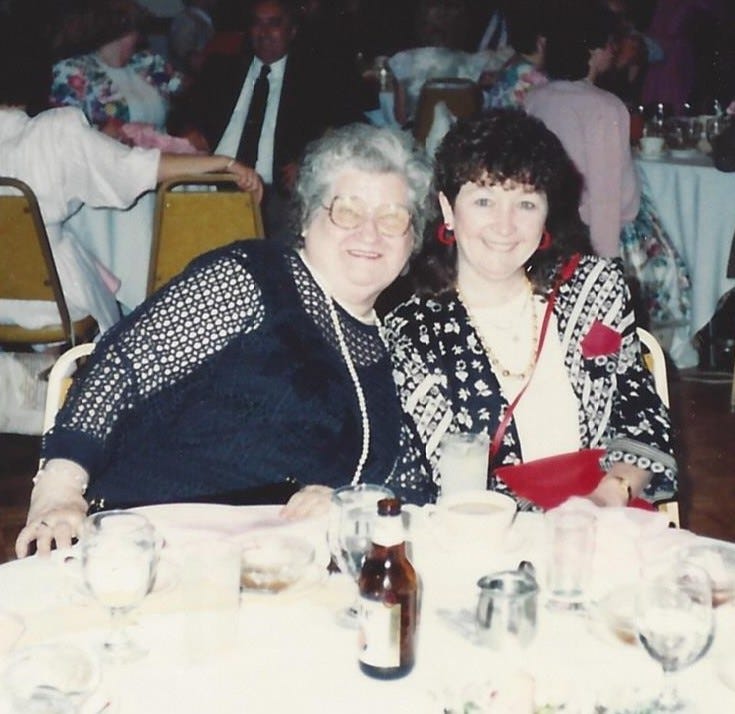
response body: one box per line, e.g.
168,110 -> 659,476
581,321 -> 622,359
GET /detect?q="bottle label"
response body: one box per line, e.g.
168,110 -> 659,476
358,596 -> 401,667
371,516 -> 405,548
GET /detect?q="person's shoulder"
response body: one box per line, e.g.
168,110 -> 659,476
572,254 -> 627,289
24,106 -> 90,135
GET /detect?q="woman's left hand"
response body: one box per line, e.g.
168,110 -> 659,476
225,161 -> 264,202
587,463 -> 649,507
281,485 -> 333,520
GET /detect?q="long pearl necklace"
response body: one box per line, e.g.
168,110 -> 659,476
298,251 -> 372,485
458,279 -> 540,381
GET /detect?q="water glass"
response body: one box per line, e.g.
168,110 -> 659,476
437,432 -> 490,500
545,510 -> 596,612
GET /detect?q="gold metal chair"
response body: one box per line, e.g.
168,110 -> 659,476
0,177 -> 97,347
42,342 -> 95,434
147,173 -> 264,296
637,327 -> 680,527
413,78 -> 482,146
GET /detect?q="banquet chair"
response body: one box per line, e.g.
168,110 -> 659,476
42,342 -> 95,434
413,78 -> 482,146
0,177 -> 97,347
148,173 -> 264,296
637,327 -> 680,527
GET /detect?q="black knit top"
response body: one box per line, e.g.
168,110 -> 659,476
43,240 -> 404,507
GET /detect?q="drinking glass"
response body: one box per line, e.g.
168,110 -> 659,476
636,562 -> 714,711
327,484 -> 393,626
81,510 -> 157,662
437,432 -> 490,500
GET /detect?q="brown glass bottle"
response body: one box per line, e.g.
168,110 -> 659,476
357,498 -> 418,679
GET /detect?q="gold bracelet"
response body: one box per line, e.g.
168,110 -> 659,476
613,475 -> 632,504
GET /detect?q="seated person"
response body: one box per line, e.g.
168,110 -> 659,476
484,0 -> 549,109
15,123 -> 434,557
0,20 -> 261,335
50,0 -> 184,146
172,0 -> 363,241
383,109 -> 677,509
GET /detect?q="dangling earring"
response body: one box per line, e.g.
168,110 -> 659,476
437,223 -> 455,245
538,229 -> 553,251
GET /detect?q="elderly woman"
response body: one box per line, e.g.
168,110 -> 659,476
50,0 -> 184,146
384,109 -> 677,510
16,123 -> 433,557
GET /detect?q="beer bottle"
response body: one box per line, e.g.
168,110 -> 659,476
357,498 -> 418,679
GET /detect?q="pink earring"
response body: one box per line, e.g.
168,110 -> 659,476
437,224 -> 455,245
538,229 -> 553,251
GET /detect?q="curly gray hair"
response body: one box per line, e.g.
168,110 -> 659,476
293,123 -> 434,251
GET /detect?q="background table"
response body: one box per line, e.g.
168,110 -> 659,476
636,152 -> 735,365
1,503 -> 734,713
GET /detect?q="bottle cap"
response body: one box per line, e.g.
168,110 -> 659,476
377,498 -> 402,517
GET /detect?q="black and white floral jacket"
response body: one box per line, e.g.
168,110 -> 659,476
383,256 -> 677,506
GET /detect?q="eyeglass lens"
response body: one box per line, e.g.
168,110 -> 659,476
327,196 -> 410,237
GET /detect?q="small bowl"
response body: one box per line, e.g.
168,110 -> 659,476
240,534 -> 315,594
679,543 -> 735,607
3,642 -> 100,711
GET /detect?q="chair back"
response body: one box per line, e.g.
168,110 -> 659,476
637,327 -> 670,407
148,173 -> 264,295
413,78 -> 482,145
637,327 -> 680,526
42,342 -> 95,433
0,177 -> 96,346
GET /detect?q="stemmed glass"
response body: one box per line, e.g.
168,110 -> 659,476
81,510 -> 158,662
636,562 -> 715,711
327,484 -> 394,627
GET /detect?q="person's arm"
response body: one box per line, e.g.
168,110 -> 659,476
157,154 -> 264,202
16,248 -> 267,557
584,263 -> 677,505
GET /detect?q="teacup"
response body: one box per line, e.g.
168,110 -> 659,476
426,490 -> 517,550
639,136 -> 664,156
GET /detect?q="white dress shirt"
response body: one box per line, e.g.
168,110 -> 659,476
215,55 -> 287,184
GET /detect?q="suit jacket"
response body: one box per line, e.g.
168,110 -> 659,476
174,50 -> 352,191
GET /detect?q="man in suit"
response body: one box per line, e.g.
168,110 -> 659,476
176,0 -> 356,240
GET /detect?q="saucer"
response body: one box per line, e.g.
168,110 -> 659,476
636,148 -> 668,161
669,147 -> 700,159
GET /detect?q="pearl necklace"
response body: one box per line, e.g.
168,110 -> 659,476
458,280 -> 540,381
298,251 -> 372,485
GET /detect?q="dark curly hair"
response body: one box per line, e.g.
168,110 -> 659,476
413,108 -> 591,295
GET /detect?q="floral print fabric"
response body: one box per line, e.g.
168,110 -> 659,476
50,51 -> 183,130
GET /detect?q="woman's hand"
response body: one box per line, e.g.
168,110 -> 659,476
15,460 -> 90,558
280,485 -> 333,521
586,463 -> 649,508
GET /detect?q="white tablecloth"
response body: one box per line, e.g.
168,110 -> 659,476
1,502 -> 734,713
64,191 -> 157,315
635,152 -> 735,346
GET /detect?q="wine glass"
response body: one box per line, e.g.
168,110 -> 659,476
327,484 -> 393,626
636,562 -> 715,711
81,510 -> 157,662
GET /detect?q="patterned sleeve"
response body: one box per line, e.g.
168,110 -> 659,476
42,245 -> 265,475
577,259 -> 678,498
132,51 -> 184,98
382,299 -> 450,504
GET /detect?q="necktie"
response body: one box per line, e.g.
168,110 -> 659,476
237,63 -> 271,167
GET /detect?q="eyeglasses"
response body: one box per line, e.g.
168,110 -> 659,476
322,195 -> 412,238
